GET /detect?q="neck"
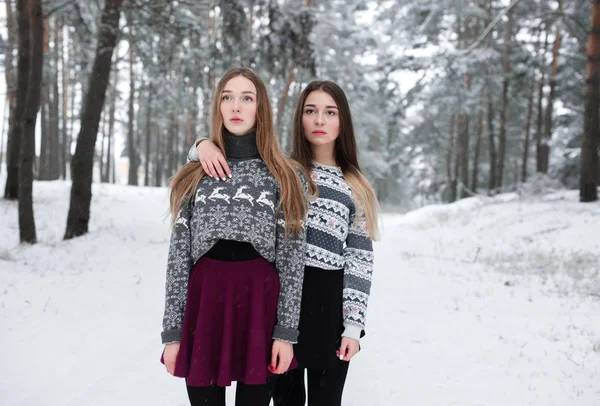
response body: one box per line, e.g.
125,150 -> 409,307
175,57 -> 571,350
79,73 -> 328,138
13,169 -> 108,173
223,128 -> 259,159
311,143 -> 337,167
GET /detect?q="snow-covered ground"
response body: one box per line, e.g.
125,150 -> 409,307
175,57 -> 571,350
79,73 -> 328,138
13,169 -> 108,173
1,178 -> 599,406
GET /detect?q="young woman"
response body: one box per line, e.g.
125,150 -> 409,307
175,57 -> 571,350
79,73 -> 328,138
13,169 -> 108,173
187,80 -> 379,406
161,67 -> 315,406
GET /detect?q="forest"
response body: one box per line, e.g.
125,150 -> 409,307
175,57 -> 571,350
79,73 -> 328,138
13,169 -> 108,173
1,0 -> 598,243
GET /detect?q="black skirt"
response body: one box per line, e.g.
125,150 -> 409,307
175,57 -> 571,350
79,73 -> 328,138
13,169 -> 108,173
294,266 -> 345,369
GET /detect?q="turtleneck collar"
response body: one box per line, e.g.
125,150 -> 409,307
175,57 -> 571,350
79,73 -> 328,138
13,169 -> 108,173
223,128 -> 259,159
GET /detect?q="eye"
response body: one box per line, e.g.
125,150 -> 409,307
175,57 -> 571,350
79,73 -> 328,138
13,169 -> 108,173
222,95 -> 231,101
304,109 -> 315,114
326,110 -> 337,116
243,96 -> 254,102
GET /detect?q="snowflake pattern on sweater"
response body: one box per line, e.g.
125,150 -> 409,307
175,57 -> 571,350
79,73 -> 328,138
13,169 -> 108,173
161,157 -> 309,345
307,163 -> 374,335
186,141 -> 374,339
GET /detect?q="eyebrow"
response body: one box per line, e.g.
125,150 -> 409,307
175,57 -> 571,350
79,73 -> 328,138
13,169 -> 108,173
304,104 -> 338,109
222,90 -> 256,95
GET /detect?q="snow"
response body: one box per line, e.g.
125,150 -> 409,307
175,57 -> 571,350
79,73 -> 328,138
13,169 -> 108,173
1,178 -> 599,405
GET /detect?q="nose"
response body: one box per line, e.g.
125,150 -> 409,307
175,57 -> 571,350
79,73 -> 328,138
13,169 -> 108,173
315,112 -> 325,126
232,99 -> 240,113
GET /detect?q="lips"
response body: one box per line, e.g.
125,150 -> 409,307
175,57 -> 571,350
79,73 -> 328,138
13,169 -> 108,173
312,130 -> 327,135
230,117 -> 243,124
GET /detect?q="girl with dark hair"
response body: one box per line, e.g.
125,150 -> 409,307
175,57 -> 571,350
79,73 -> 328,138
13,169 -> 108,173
187,80 -> 379,406
161,67 -> 315,406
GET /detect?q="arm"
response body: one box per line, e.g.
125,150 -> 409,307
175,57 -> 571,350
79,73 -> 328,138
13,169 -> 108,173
187,138 -> 231,180
161,199 -> 195,344
273,172 -> 310,344
341,207 -> 374,341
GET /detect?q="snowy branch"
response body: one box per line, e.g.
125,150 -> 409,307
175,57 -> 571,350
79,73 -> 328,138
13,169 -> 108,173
459,0 -> 523,56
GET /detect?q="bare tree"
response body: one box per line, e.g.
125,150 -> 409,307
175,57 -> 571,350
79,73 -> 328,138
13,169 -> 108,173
497,8 -> 513,190
539,27 -> 561,173
521,80 -> 535,182
19,0 -> 44,243
580,0 -> 600,202
2,0 -> 17,176
65,0 -> 124,239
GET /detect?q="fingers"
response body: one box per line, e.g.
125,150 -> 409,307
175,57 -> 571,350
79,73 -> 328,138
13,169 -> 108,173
217,155 -> 232,178
274,356 -> 291,374
201,160 -> 213,178
165,358 -> 175,375
201,157 -> 230,181
212,159 -> 228,181
270,345 -> 278,373
345,345 -> 359,361
337,338 -> 359,361
337,341 -> 349,361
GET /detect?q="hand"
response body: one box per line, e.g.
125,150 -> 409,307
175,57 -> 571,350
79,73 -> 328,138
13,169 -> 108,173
269,340 -> 293,374
337,337 -> 359,362
197,139 -> 232,181
163,342 -> 180,375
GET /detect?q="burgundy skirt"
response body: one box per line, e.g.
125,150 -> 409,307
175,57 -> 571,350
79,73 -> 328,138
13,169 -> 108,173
161,256 -> 293,387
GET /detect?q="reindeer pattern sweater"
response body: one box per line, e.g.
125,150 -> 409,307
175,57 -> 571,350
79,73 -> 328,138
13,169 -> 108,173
161,131 -> 308,345
188,141 -> 374,341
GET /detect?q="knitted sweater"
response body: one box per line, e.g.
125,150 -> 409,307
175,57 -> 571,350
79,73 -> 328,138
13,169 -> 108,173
162,131 -> 309,345
306,163 -> 374,340
188,141 -> 374,341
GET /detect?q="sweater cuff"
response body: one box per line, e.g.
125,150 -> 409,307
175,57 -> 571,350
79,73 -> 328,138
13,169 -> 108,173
273,325 -> 299,344
342,324 -> 363,341
161,328 -> 182,344
187,138 -> 209,163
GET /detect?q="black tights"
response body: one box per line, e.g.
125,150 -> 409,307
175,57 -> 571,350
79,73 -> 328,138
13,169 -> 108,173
186,378 -> 275,406
272,362 -> 350,406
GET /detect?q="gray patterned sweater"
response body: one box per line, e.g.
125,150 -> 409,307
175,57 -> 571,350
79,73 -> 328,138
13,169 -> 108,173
188,141 -> 374,342
306,163 -> 374,341
161,131 -> 308,345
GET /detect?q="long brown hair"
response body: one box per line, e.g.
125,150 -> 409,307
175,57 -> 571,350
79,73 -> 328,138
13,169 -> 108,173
169,67 -> 313,235
291,80 -> 380,240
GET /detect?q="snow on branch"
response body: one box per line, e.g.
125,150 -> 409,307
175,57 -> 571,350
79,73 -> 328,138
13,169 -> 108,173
459,0 -> 522,56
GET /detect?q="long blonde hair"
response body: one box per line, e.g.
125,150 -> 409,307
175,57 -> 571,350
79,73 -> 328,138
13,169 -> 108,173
291,80 -> 380,240
169,68 -> 315,235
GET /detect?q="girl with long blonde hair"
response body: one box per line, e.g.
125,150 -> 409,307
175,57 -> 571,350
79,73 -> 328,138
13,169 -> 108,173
188,80 -> 379,406
160,68 -> 313,406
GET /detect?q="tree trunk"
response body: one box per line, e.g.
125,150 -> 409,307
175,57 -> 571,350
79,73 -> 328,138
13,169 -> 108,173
49,17 -> 61,180
521,81 -> 535,183
4,0 -> 30,200
39,84 -> 50,179
471,110 -> 483,192
458,114 -> 470,199
154,127 -> 162,187
145,83 -> 153,186
276,64 -> 296,146
497,9 -> 513,190
447,114 -> 457,202
127,24 -> 138,185
64,0 -> 123,239
38,17 -> 50,180
453,115 -> 462,201
99,110 -> 106,183
184,83 -> 199,162
539,27 -> 561,174
580,0 -> 600,202
60,17 -> 68,180
487,99 -> 497,194
536,30 -> 550,173
19,0 -> 44,243
3,0 -> 17,176
105,75 -> 117,184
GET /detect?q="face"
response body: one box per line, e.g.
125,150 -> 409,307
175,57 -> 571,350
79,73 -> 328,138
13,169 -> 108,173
302,90 -> 340,147
220,75 -> 257,136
